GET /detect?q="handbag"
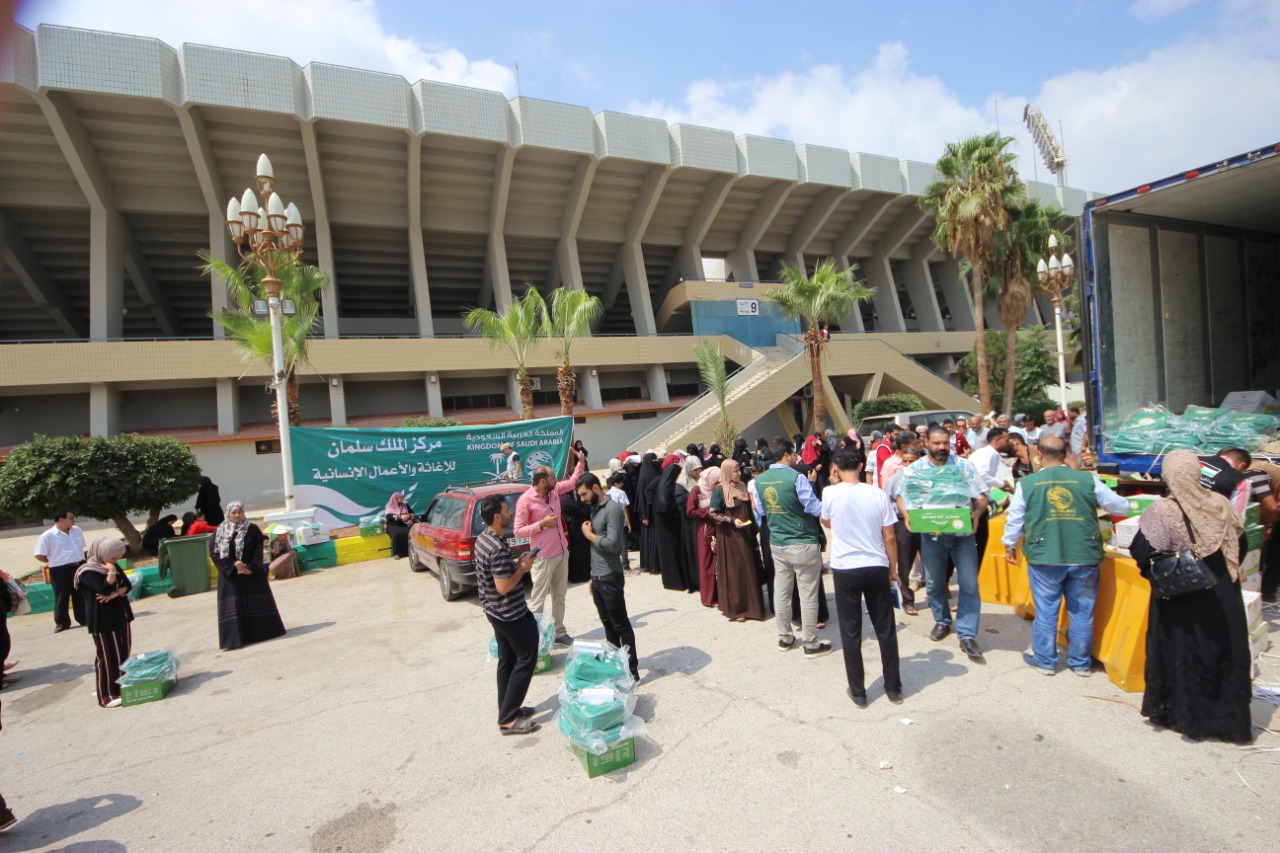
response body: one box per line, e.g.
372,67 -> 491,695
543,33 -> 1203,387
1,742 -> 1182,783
1147,502 -> 1217,599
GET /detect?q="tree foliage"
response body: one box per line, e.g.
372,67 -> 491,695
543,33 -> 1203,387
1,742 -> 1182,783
957,328 -> 1058,417
463,288 -> 545,420
852,394 -> 925,426
539,287 -> 602,416
401,416 -> 462,428
767,259 -> 874,432
0,433 -> 204,553
693,339 -> 737,450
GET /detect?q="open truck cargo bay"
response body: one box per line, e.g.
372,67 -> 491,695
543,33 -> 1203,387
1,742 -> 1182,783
1084,142 -> 1280,473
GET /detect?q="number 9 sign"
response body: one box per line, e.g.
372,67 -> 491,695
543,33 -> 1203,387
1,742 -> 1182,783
736,298 -> 759,316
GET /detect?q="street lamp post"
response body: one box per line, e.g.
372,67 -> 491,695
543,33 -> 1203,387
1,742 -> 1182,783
1036,234 -> 1075,410
223,153 -> 306,510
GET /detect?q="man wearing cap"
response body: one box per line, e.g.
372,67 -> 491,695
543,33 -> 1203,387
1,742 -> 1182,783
500,443 -> 521,480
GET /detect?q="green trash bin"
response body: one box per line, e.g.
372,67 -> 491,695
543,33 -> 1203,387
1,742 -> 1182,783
158,534 -> 214,596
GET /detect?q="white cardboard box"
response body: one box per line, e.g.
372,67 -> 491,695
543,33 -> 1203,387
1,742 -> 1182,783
1241,549 -> 1261,575
1220,390 -> 1279,414
1243,590 -> 1263,625
1242,572 -> 1262,594
1114,516 -> 1142,549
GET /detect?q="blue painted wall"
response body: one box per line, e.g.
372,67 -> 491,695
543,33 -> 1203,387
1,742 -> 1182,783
690,299 -> 801,348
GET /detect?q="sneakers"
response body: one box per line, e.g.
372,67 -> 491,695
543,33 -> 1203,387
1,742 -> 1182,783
1072,667 -> 1093,678
778,636 -> 796,652
104,698 -> 122,708
1022,653 -> 1055,676
803,640 -> 833,659
553,634 -> 573,648
847,688 -> 868,709
0,808 -> 17,831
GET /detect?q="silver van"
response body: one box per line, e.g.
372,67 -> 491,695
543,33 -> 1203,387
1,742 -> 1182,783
858,409 -> 978,442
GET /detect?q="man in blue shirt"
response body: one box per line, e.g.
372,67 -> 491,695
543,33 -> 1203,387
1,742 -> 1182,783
893,426 -> 990,661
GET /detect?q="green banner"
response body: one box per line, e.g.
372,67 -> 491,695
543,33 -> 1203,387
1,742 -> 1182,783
290,417 -> 574,528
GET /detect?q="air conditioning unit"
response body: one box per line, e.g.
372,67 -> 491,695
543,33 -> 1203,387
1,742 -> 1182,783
529,377 -> 542,391
803,385 -> 814,398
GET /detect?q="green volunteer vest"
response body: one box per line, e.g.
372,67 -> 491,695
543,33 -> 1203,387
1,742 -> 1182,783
1018,466 -> 1104,566
755,466 -> 819,545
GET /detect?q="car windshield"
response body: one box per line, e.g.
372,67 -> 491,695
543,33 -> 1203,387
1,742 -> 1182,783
470,493 -> 522,536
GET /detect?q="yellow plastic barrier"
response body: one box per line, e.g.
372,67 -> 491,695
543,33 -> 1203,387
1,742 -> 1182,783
335,533 -> 392,565
978,515 -> 1036,619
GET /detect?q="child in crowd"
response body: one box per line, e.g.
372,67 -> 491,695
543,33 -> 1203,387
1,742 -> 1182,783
606,472 -> 634,573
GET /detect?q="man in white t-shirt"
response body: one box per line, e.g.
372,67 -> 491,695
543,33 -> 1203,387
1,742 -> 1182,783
820,449 -> 902,708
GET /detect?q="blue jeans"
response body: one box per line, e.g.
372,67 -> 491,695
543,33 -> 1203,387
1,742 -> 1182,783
1026,564 -> 1098,671
919,534 -> 980,639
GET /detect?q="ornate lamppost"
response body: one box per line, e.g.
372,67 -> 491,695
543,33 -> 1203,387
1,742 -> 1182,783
1036,234 -> 1075,410
224,154 -> 305,510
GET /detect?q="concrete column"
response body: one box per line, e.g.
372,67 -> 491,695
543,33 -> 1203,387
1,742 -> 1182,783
487,232 -> 514,311
556,237 -> 585,291
645,364 -> 669,405
836,256 -> 867,333
314,215 -> 340,338
581,367 -> 603,410
620,242 -> 658,336
406,136 -> 434,337
725,245 -> 759,282
903,252 -> 945,332
89,383 -> 119,437
208,214 -> 234,339
863,252 -> 906,332
89,208 -> 124,340
506,370 -> 523,416
935,258 -> 974,331
216,378 -> 240,434
328,377 -> 347,426
425,372 -> 443,418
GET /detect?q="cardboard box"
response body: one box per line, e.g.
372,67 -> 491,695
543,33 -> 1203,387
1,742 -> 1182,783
293,523 -> 330,547
1114,516 -> 1142,549
574,737 -> 636,778
1243,502 -> 1261,527
1242,572 -> 1262,594
1220,390 -> 1278,414
1126,494 -> 1161,517
359,523 -> 385,537
1243,590 -> 1263,625
1246,524 -> 1265,553
121,677 -> 176,707
907,507 -> 973,535
1241,549 -> 1261,575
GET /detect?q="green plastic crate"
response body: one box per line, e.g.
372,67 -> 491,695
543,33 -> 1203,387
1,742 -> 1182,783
23,582 -> 54,615
574,737 -> 636,778
359,523 -> 385,537
121,677 -> 176,707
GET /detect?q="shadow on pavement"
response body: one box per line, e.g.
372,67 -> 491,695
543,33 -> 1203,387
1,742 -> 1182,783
173,669 -> 232,695
899,647 -> 970,693
977,611 -> 1033,653
47,842 -> 127,853
0,661 -> 93,692
282,621 -> 336,639
639,645 -> 712,685
3,794 -> 140,852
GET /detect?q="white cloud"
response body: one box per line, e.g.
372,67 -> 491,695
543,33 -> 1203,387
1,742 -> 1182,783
26,0 -> 517,95
630,10 -> 1280,194
1131,0 -> 1200,20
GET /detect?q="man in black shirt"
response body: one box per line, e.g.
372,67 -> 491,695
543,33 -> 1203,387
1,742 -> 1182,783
1198,448 -> 1250,508
473,495 -> 539,735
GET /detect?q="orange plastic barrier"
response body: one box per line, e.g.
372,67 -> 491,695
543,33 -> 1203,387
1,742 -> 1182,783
980,514 -> 1150,692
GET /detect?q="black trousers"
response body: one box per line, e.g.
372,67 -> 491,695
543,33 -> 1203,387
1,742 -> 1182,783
49,562 -> 85,629
590,573 -> 639,678
487,611 -> 539,726
1262,520 -> 1280,599
893,518 -> 920,607
832,567 -> 901,697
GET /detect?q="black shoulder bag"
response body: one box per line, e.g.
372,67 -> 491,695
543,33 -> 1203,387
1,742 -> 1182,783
1148,501 -> 1218,599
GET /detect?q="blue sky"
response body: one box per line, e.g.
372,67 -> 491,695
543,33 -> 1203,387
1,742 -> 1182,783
16,0 -> 1280,192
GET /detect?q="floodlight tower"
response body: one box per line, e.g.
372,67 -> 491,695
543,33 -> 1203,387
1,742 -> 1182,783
1023,104 -> 1069,187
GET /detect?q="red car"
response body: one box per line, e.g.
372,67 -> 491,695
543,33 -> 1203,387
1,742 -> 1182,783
408,482 -> 531,600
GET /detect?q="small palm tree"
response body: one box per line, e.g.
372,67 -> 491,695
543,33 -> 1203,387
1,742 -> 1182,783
993,196 -> 1065,414
920,132 -> 1022,413
464,288 -> 544,420
766,258 -> 873,432
693,339 -> 736,450
539,287 -> 603,416
201,252 -> 328,426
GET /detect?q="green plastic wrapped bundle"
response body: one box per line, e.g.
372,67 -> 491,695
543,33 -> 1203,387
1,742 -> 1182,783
1216,411 -> 1280,434
488,612 -> 555,660
902,464 -> 973,509
1178,405 -> 1223,426
558,686 -> 635,734
563,643 -> 635,692
1121,407 -> 1175,432
117,647 -> 178,686
1145,428 -> 1203,453
1109,430 -> 1154,454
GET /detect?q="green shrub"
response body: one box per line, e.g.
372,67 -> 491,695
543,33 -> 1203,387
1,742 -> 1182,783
401,416 -> 463,428
853,393 -> 924,426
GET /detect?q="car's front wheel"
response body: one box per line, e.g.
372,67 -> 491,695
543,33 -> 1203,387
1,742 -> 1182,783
408,545 -> 426,573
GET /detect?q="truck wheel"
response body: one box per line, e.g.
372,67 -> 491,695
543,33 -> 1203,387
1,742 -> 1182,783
439,561 -> 463,601
408,547 -> 426,573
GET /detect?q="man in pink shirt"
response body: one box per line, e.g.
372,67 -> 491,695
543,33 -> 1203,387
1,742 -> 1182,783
878,431 -> 916,492
873,424 -> 899,487
514,446 -> 586,646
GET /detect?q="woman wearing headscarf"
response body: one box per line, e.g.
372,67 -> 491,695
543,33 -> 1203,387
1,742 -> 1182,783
182,509 -> 217,537
383,491 -> 417,560
633,452 -> 662,573
731,438 -> 753,481
706,445 -> 726,469
74,538 -> 133,708
708,459 -> 767,621
675,456 -> 703,593
194,476 -> 224,526
210,502 -> 286,651
653,454 -> 690,591
1129,450 -> 1252,743
561,488 -> 594,584
141,514 -> 179,555
753,437 -> 769,471
268,528 -> 300,580
687,465 -> 722,607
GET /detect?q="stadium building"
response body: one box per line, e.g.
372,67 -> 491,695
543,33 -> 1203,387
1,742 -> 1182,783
0,24 -> 1095,505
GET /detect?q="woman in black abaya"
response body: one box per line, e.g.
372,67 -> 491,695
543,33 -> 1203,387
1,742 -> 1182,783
674,456 -> 703,592
634,452 -> 662,574
653,454 -> 689,590
561,490 -> 594,584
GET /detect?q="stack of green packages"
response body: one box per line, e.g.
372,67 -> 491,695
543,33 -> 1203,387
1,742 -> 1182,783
901,463 -> 972,508
117,647 -> 179,706
556,640 -> 645,770
1111,405 -> 1280,455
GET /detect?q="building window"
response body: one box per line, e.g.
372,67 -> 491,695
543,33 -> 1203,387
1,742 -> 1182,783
600,386 -> 642,402
667,383 -> 699,397
442,393 -> 507,411
255,439 -> 281,455
622,411 -> 657,421
574,417 -> 587,425
532,390 -> 568,406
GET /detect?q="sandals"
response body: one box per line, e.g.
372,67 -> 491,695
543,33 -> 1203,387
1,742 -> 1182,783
903,603 -> 918,616
500,717 -> 540,735
516,706 -> 536,718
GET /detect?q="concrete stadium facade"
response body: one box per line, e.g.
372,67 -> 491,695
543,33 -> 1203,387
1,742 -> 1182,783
0,23 -> 1094,504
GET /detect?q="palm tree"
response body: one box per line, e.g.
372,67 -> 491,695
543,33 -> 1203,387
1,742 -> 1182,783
539,287 -> 603,415
201,253 -> 328,426
920,132 -> 1022,413
464,288 -> 544,420
993,196 -> 1065,415
693,339 -> 736,450
765,258 -> 873,431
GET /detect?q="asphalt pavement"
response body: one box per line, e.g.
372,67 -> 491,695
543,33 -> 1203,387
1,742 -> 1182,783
0,538 -> 1277,852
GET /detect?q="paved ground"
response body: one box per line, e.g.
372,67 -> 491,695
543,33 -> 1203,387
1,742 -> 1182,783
0,525 -> 1278,852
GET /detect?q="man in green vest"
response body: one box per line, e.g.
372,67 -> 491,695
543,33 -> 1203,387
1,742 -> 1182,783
1002,435 -> 1129,676
754,438 -> 833,658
